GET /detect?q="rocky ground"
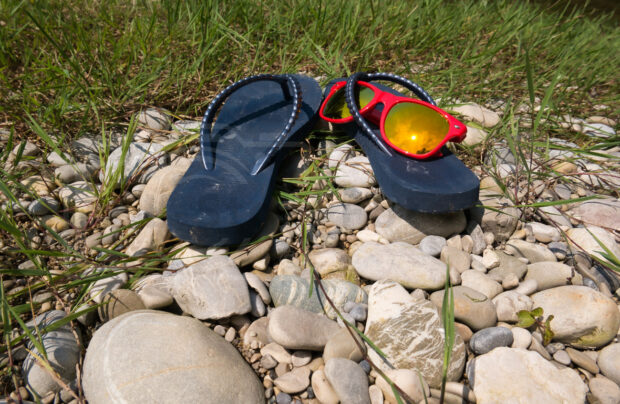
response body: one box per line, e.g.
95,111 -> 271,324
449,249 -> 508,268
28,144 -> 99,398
1,99 -> 619,404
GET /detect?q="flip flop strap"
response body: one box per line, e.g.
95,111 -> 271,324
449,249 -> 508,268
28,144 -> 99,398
344,72 -> 436,156
200,74 -> 302,175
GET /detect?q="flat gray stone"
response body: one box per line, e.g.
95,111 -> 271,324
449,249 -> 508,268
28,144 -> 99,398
27,196 -> 59,216
338,187 -> 373,204
430,286 -> 497,331
375,205 -> 466,245
324,358 -> 371,404
531,286 -> 620,348
469,327 -> 514,355
268,305 -> 340,351
269,275 -> 366,319
82,310 -> 263,404
327,203 -> 368,230
352,241 -> 446,290
365,280 -> 466,387
170,255 -> 251,320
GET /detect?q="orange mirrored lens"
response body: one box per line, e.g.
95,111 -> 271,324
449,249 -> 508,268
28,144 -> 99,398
323,86 -> 374,120
383,102 -> 449,155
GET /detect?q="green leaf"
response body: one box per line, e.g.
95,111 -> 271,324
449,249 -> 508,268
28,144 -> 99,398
530,307 -> 543,317
517,310 -> 535,328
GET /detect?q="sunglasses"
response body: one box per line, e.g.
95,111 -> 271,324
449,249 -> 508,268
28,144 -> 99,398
319,74 -> 467,159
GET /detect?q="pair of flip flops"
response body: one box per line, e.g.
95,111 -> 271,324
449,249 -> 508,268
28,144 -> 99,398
167,73 -> 479,247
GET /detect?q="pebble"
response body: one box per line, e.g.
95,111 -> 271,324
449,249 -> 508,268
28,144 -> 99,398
525,222 -> 561,243
568,199 -> 620,232
553,350 -> 571,366
137,107 -> 170,130
22,311 -> 80,398
132,274 -> 174,309
338,187 -> 373,203
324,358 -> 371,404
531,286 -> 620,348
352,241 -> 446,290
291,351 -> 312,367
488,251 -> 528,282
588,375 -> 620,404
44,215 -> 69,232
328,144 -> 354,169
139,161 -> 191,216
126,219 -> 168,259
274,367 -> 311,394
418,235 -> 447,257
451,103 -> 500,127
461,270 -> 502,299
375,369 -> 430,404
375,205 -> 466,245
88,268 -> 128,304
462,125 -> 488,145
584,122 -> 615,138
356,229 -> 387,244
365,280 -> 465,387
268,306 -> 340,351
430,286 -> 497,331
98,289 -> 146,322
269,275 -> 366,319
261,343 -> 292,364
323,327 -> 365,363
57,181 -> 97,213
326,203 -> 368,230
492,291 -> 533,322
348,303 -> 367,321
244,272 -> 271,304
27,197 -> 59,216
170,255 -> 250,319
334,156 -> 376,188
82,310 -> 263,403
54,163 -> 97,184
566,347 -> 599,374
511,327 -> 532,349
505,239 -> 556,263
275,392 -> 293,404
524,261 -> 573,291
469,347 -> 586,403
368,385 -> 383,404
481,249 -> 500,269
440,246 -> 471,273
598,343 -> 620,385
70,211 -> 88,228
102,142 -> 167,186
249,290 -> 266,317
231,213 -> 278,267
501,273 -> 519,289
476,191 -> 520,242
311,369 -> 339,404
514,279 -> 538,295
308,248 -> 351,276
469,327 -> 514,354
271,239 -> 291,259
566,226 -> 620,263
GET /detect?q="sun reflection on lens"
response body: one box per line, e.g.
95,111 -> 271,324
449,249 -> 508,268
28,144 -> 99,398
384,102 -> 449,155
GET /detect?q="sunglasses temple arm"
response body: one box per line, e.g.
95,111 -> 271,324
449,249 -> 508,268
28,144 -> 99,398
345,73 -> 393,156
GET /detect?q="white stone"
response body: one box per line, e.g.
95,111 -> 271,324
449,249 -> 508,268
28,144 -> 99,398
334,156 -> 376,188
450,103 -> 500,128
375,369 -> 429,404
470,348 -> 586,404
125,218 -> 169,258
531,286 -> 620,348
57,181 -> 97,213
525,222 -> 561,243
511,327 -> 532,349
139,162 -> 190,216
492,291 -> 533,323
328,144 -> 354,169
566,226 -> 620,263
102,142 -> 167,186
137,108 -> 171,131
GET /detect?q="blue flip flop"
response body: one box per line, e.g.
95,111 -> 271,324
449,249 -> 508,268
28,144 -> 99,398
326,73 -> 479,212
167,74 -> 322,246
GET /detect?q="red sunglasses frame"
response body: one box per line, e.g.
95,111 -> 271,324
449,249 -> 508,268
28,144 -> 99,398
320,81 -> 467,159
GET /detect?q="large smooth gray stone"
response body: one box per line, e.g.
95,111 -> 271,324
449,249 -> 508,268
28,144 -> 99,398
83,310 -> 263,404
269,275 -> 366,319
170,255 -> 251,320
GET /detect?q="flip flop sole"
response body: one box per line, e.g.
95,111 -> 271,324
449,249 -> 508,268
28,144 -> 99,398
168,75 -> 322,246
326,79 -> 480,213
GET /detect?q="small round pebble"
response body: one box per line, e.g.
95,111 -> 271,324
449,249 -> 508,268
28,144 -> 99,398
359,360 -> 371,374
275,392 -> 292,404
419,235 -> 447,257
469,326 -> 514,355
553,350 -> 571,366
349,304 -> 368,322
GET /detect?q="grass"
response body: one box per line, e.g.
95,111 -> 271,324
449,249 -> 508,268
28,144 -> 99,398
0,0 -> 619,401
